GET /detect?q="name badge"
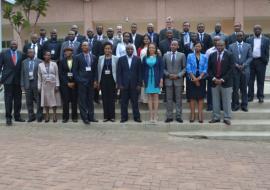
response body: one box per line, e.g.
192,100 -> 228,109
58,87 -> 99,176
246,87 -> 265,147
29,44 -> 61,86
67,72 -> 73,77
51,49 -> 55,55
29,71 -> 33,77
105,70 -> 111,75
85,66 -> 91,71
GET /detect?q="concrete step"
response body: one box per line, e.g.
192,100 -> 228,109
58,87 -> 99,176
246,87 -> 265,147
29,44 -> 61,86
168,131 -> 270,141
1,108 -> 269,120
1,120 -> 270,133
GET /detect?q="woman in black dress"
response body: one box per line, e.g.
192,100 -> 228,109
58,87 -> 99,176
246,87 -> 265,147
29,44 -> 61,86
186,42 -> 208,123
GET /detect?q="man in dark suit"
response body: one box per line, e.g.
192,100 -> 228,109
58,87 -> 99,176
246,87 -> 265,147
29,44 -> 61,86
159,29 -> 175,56
73,42 -> 98,124
117,44 -> 142,123
181,21 -> 192,57
226,22 -> 246,47
59,47 -> 78,123
20,49 -> 43,122
60,31 -> 81,60
247,25 -> 270,103
0,41 -> 25,126
65,25 -> 85,44
102,28 -> 121,55
42,29 -> 62,63
94,25 -> 107,41
208,40 -> 234,126
130,23 -> 143,50
228,31 -> 253,112
159,16 -> 180,42
23,33 -> 42,60
38,28 -> 48,46
147,23 -> 159,47
197,23 -> 213,53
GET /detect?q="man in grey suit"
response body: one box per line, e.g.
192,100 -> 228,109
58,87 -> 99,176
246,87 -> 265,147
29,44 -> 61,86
60,31 -> 80,60
163,40 -> 186,123
229,31 -> 253,112
21,49 -> 43,122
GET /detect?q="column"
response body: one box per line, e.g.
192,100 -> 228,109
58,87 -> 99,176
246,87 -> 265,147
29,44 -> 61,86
156,0 -> 166,32
83,0 -> 94,35
234,0 -> 244,28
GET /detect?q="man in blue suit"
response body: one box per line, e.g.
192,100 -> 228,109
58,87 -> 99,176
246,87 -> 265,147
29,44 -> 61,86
117,44 -> 142,123
0,41 -> 25,126
73,42 -> 98,124
247,25 -> 270,103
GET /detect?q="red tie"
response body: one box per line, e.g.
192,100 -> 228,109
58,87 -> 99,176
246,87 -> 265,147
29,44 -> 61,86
12,53 -> 16,65
216,53 -> 221,78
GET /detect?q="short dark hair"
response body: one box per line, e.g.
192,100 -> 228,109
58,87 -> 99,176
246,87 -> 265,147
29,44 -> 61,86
102,41 -> 113,50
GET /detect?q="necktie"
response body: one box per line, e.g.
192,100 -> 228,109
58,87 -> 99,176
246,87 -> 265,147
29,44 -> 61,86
172,52 -> 176,67
238,44 -> 243,58
200,33 -> 203,42
12,52 -> 16,65
85,54 -> 90,66
216,53 -> 222,78
29,60 -> 34,71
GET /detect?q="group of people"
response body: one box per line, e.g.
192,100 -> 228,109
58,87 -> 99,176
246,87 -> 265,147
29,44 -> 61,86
0,16 -> 269,126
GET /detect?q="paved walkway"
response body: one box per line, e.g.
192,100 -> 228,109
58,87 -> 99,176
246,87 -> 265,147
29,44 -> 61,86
0,125 -> 270,190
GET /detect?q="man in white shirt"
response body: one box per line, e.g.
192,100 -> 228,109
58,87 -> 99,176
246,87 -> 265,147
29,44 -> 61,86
23,33 -> 42,60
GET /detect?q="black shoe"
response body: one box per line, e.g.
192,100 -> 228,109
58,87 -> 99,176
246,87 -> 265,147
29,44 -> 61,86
37,118 -> 42,122
89,119 -> 98,122
120,119 -> 127,123
248,97 -> 253,102
103,119 -> 109,122
72,119 -> 78,123
176,118 -> 183,123
27,117 -> 36,122
232,107 -> 239,112
223,120 -> 231,126
165,118 -> 173,123
209,119 -> 220,123
258,98 -> 264,103
206,106 -> 212,111
62,119 -> 68,123
241,107 -> 248,112
134,118 -> 142,123
83,120 -> 90,125
6,120 -> 12,126
15,118 -> 25,122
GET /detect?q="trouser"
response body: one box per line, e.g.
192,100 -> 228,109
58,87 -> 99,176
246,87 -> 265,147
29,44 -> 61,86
248,58 -> 266,99
232,68 -> 249,108
4,84 -> 22,120
206,77 -> 213,109
25,80 -> 43,120
60,85 -> 78,120
212,85 -> 232,121
166,85 -> 183,119
101,82 -> 116,120
78,84 -> 94,121
120,85 -> 140,120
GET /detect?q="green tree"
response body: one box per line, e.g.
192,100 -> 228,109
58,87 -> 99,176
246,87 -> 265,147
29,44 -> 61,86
2,0 -> 49,39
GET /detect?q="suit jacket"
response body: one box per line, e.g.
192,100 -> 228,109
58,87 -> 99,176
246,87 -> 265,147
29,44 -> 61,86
226,32 -> 248,48
130,33 -> 143,50
186,53 -> 208,78
117,55 -> 142,89
147,32 -> 159,47
60,40 -> 81,61
159,39 -> 181,56
207,50 -> 234,88
159,28 -> 180,42
246,35 -> 270,64
0,49 -> 23,85
73,53 -> 98,86
163,51 -> 186,86
142,56 -> 164,88
94,34 -> 108,42
197,33 -> 213,53
85,38 -> 103,58
65,34 -> 86,44
23,43 -> 43,60
97,55 -> 118,83
20,58 -> 42,89
228,42 -> 253,72
59,57 -> 76,86
180,32 -> 192,57
42,39 -> 62,62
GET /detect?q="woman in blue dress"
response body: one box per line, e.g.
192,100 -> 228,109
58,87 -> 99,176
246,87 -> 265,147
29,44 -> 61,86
142,43 -> 164,122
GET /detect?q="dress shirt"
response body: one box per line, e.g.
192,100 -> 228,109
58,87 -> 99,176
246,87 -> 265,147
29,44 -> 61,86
198,32 -> 205,42
31,43 -> 38,58
183,32 -> 190,44
205,46 -> 217,59
127,55 -> 133,68
253,35 -> 262,58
